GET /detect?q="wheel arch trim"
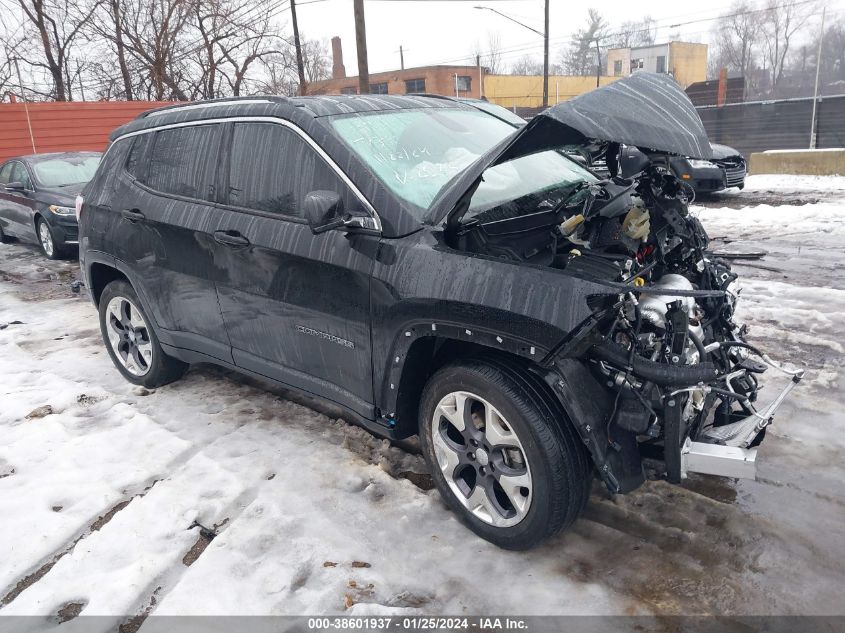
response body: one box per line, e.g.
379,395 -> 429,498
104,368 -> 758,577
380,319 -> 557,437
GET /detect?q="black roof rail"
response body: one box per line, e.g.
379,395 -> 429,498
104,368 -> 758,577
407,93 -> 459,102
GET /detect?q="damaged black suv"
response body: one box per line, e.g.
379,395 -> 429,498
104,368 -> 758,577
79,73 -> 800,549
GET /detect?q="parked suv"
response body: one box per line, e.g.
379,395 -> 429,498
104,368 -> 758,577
80,74 -> 798,549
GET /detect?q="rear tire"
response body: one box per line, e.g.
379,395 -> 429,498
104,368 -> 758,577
419,357 -> 591,550
98,280 -> 188,387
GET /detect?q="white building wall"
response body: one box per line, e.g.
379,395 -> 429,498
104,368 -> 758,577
628,44 -> 670,74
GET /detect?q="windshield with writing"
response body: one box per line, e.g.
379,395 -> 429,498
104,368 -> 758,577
330,108 -> 515,218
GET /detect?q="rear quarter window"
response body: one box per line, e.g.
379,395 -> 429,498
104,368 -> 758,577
125,135 -> 151,179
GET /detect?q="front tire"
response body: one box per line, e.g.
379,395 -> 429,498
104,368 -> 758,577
420,357 -> 592,550
37,217 -> 62,260
98,280 -> 187,387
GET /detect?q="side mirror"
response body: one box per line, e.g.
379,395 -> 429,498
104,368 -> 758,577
304,190 -> 346,234
4,181 -> 26,192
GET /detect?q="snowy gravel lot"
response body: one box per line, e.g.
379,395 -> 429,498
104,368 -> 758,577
1,175 -> 844,625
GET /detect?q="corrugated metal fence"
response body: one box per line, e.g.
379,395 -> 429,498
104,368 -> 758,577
696,95 -> 845,156
0,101 -> 175,163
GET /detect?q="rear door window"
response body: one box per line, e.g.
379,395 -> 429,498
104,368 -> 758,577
226,122 -> 358,218
0,162 -> 12,184
144,124 -> 222,202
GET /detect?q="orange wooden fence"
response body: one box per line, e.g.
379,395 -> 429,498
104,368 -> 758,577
0,101 -> 177,163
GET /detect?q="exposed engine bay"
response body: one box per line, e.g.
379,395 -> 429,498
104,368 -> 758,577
451,159 -> 804,488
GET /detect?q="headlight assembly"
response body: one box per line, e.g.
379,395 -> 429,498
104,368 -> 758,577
687,159 -> 718,169
48,205 -> 75,216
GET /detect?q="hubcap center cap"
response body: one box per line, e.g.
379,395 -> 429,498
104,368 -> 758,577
474,448 -> 489,466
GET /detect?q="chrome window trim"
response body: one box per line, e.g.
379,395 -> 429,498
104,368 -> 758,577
111,116 -> 382,232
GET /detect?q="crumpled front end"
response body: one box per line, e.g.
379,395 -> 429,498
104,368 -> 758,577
542,167 -> 803,490
437,72 -> 801,492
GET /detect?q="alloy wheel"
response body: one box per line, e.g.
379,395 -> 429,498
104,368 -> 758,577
105,296 -> 153,376
38,221 -> 54,257
431,390 -> 533,527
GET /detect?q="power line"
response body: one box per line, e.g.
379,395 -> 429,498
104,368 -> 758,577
417,0 -> 837,68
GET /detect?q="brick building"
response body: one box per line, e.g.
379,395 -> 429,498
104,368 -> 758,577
309,36 -> 482,99
310,36 -> 620,111
309,65 -> 483,98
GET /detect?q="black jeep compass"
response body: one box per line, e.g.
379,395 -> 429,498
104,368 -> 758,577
79,73 -> 800,549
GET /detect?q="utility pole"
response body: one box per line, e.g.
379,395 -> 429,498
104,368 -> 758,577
399,45 -> 405,70
809,5 -> 826,149
354,0 -> 370,94
477,54 -> 483,99
474,6 -> 546,107
542,0 -> 549,108
290,0 -> 307,95
595,38 -> 601,88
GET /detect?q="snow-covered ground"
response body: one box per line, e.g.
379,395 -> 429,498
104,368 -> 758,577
1,175 -> 844,626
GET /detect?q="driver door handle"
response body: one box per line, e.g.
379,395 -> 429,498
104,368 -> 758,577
121,208 -> 145,223
213,230 -> 250,248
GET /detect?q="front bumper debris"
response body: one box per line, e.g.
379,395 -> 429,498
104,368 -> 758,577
681,439 -> 758,479
682,371 -> 804,480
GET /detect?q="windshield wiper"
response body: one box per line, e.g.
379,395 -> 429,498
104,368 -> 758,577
549,181 -> 590,217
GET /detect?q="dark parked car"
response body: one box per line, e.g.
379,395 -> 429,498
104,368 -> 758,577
79,74 -> 799,549
0,152 -> 101,258
617,143 -> 747,194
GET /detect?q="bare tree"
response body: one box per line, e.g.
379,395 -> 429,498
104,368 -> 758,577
0,49 -> 12,100
89,0 -> 135,99
255,36 -> 328,96
14,0 -> 101,101
710,1 -> 764,96
761,0 -> 815,95
118,0 -> 193,100
256,51 -> 297,95
509,54 -> 543,75
301,37 -> 330,83
0,13 -> 16,99
471,31 -> 504,75
612,17 -> 657,49
823,21 -> 845,84
180,0 -> 287,98
561,9 -> 607,76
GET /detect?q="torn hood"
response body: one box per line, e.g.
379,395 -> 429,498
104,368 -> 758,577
427,72 -> 713,226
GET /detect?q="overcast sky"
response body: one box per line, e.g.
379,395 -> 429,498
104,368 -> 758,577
289,0 -> 840,76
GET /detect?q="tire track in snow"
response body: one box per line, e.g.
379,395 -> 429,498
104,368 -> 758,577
0,424 -> 293,624
0,479 -> 161,607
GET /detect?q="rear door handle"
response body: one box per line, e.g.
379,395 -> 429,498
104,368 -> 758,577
213,230 -> 250,248
121,208 -> 145,222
